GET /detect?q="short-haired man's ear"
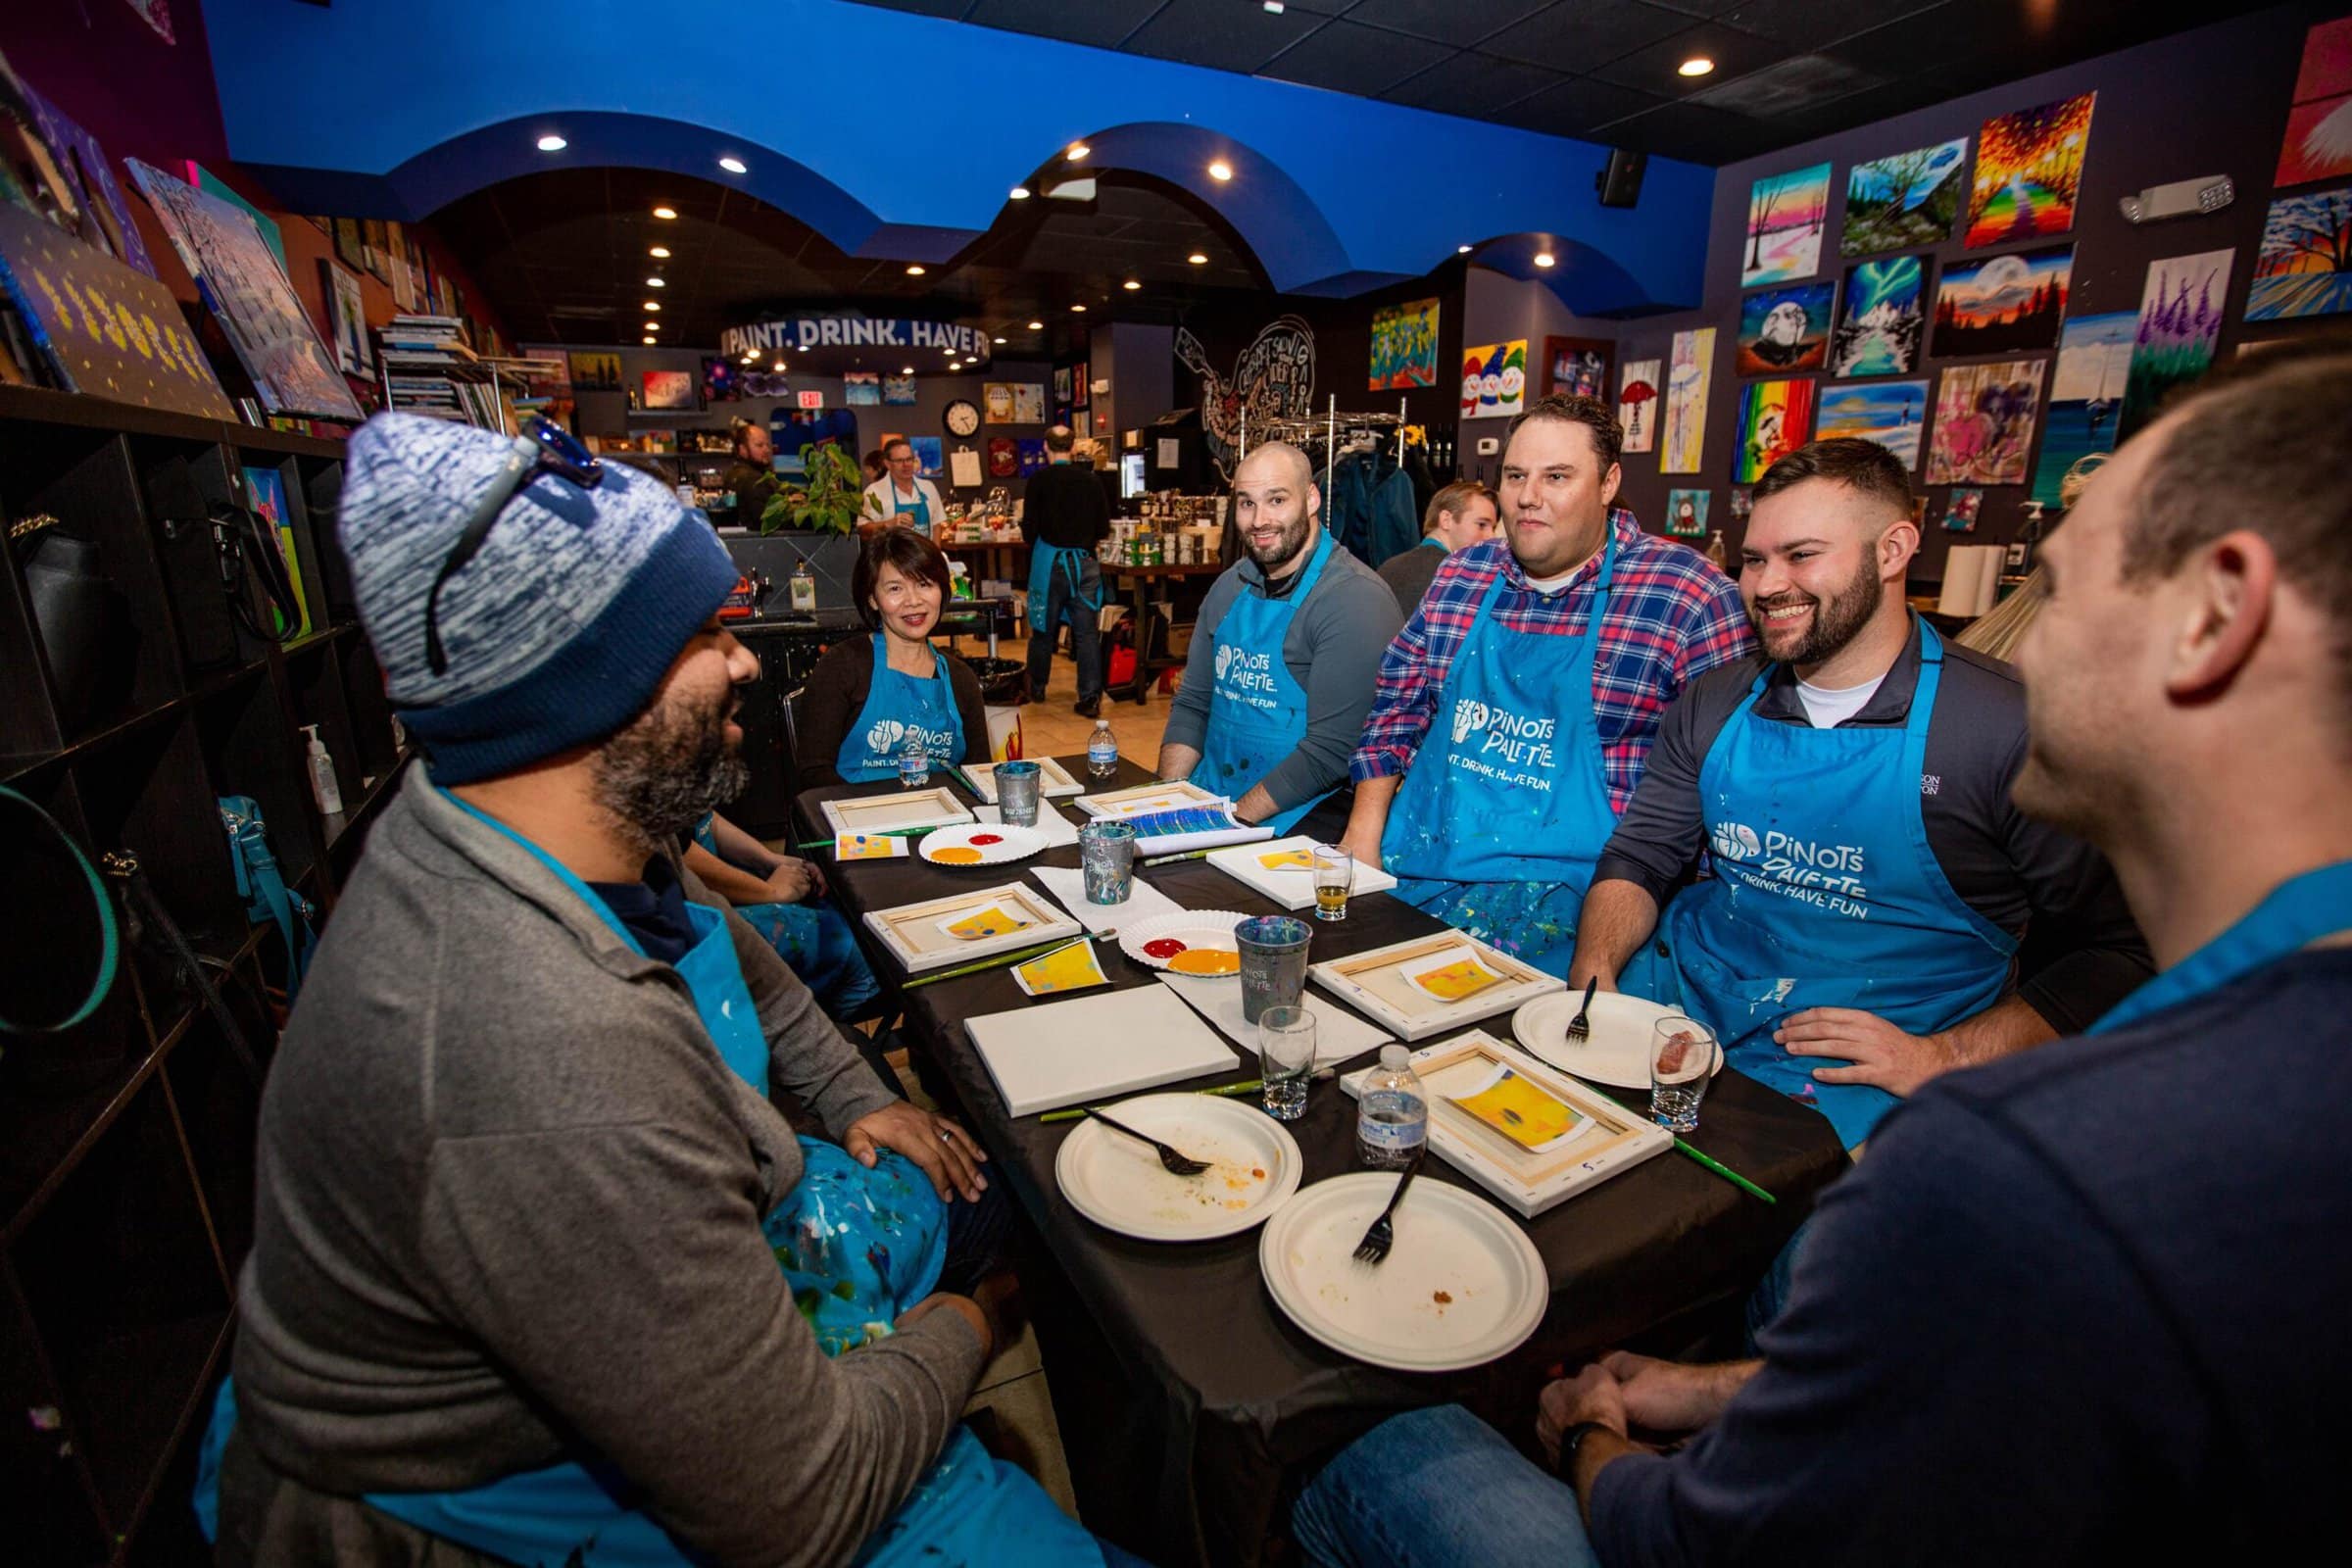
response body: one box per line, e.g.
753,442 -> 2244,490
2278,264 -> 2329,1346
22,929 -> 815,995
2170,530 -> 2277,702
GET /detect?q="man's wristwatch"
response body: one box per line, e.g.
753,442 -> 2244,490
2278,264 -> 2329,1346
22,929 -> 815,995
1555,1420 -> 1614,1480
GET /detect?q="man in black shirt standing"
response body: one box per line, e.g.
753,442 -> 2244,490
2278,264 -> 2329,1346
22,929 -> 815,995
721,418 -> 780,530
1022,424 -> 1111,715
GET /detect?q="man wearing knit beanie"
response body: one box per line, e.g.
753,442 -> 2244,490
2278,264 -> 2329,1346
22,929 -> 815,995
205,416 -> 1111,1566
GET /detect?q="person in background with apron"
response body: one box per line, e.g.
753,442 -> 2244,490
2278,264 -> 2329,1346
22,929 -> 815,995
1374,478 -> 1498,616
1571,438 -> 2149,1148
1022,423 -> 1110,716
861,437 -> 944,537
1341,396 -> 1754,977
1155,442 -> 1401,836
795,526 -> 994,787
199,413 -> 1127,1568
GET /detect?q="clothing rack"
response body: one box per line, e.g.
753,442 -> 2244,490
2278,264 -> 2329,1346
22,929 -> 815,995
1241,395 -> 1410,498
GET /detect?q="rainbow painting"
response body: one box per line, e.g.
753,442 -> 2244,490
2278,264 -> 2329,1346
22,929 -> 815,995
1734,378 -> 1816,484
1964,93 -> 2095,248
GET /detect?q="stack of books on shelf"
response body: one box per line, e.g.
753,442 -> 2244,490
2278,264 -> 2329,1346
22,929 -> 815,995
377,315 -> 507,430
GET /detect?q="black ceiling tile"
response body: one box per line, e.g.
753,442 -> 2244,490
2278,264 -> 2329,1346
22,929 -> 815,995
1121,0 -> 1325,74
1582,97 -> 1765,163
1344,0 -> 1555,46
1824,5 -> 1987,78
1505,74 -> 1671,137
1708,0 -> 1945,49
1380,50 -> 1565,113
962,0 -> 1166,50
1259,19 -> 1439,94
1586,21 -> 1785,94
1685,52 -> 1887,121
1480,0 -> 1694,74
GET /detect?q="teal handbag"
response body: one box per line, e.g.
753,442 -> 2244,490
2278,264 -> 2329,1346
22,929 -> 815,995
220,795 -> 317,1000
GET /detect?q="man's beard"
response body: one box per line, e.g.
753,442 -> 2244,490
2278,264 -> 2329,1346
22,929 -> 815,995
1247,510 -> 1313,573
1750,561 -> 1882,665
591,686 -> 747,849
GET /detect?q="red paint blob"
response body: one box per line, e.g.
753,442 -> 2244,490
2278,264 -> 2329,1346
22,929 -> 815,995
969,833 -> 1004,846
1142,937 -> 1190,959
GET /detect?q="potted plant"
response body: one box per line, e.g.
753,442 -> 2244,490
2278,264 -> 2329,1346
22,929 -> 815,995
760,442 -> 864,536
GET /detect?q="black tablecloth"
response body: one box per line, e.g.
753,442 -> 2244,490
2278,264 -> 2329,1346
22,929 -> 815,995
797,760 -> 1849,1565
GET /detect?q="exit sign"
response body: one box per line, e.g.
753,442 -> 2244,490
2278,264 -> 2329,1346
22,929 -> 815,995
796,390 -> 824,409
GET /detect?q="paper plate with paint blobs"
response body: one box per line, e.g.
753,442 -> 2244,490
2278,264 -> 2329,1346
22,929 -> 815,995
918,822 -> 1047,867
1118,910 -> 1253,976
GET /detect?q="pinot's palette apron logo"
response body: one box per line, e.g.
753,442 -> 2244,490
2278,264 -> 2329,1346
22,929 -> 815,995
1214,643 -> 1279,709
1711,821 -> 1874,918
1447,698 -> 1558,786
865,718 -> 955,758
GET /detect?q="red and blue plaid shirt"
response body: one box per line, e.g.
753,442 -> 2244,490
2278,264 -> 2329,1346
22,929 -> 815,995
1350,511 -> 1756,810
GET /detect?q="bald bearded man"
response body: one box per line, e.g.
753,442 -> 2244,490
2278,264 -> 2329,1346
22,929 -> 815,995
1157,443 -> 1401,833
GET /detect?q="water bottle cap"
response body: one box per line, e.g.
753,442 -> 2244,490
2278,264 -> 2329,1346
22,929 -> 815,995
1380,1045 -> 1408,1069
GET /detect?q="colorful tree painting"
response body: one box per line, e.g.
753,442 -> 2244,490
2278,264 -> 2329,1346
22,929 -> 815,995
2118,250 -> 2234,439
2276,16 -> 2352,188
1964,93 -> 2095,248
1742,164 -> 1831,286
2245,187 -> 2352,320
1842,139 -> 1966,256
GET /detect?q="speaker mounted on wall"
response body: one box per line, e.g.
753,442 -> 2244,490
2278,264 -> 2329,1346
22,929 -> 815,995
1596,149 -> 1646,209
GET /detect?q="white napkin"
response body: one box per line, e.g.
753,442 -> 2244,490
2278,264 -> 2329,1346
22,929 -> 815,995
977,799 -> 1079,847
1029,863 -> 1185,934
1152,973 -> 1392,1070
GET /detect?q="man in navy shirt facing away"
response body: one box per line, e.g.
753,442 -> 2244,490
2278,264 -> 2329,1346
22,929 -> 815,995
1290,349 -> 2352,1566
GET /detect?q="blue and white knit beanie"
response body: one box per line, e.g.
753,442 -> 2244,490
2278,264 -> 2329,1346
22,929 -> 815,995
339,413 -> 739,784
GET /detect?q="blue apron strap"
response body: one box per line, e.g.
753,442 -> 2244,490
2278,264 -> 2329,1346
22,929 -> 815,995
1901,622 -> 2016,955
438,787 -> 650,959
2090,858 -> 2352,1034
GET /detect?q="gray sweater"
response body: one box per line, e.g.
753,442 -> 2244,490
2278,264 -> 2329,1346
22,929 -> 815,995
227,776 -> 984,1566
1160,529 -> 1402,811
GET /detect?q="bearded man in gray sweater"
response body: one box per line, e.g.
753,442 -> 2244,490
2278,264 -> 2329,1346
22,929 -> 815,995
203,414 -> 1125,1567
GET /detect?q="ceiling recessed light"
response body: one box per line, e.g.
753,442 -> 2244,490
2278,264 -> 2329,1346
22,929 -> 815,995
652,206 -> 677,220
643,335 -> 656,344
1071,303 -> 1087,313
1679,56 -> 1715,77
1123,279 -> 1142,290
646,275 -> 665,287
1457,243 -> 1473,254
949,361 -> 962,369
1187,252 -> 1208,265
903,366 -> 914,374
649,245 -> 670,259
1263,1 -> 1286,13
1067,142 -> 1090,162
1027,319 -> 1045,330
906,264 -> 926,276
1207,160 -> 1233,181
535,134 -> 567,152
643,301 -> 661,311
1534,251 -> 1556,268
717,155 -> 748,173
993,335 -> 1007,344
743,353 -> 758,363
1008,185 -> 1031,200
644,321 -> 660,331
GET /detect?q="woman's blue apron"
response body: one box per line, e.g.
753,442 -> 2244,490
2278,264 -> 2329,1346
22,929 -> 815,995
1195,531 -> 1334,835
1653,622 -> 2017,1147
837,632 -> 966,783
2086,859 -> 2352,1036
689,815 -> 880,1018
1380,531 -> 1632,980
196,791 -> 1098,1567
881,480 -> 932,535
1027,541 -> 1104,630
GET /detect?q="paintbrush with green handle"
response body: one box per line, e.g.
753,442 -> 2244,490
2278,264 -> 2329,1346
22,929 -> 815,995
794,825 -> 934,852
902,933 -> 1109,990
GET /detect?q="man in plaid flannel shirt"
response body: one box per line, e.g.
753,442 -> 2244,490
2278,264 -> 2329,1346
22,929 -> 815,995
1339,395 -> 1753,977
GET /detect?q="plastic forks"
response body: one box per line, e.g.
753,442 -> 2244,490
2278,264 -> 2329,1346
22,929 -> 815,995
1352,1150 -> 1423,1265
1564,977 -> 1599,1044
1089,1111 -> 1209,1176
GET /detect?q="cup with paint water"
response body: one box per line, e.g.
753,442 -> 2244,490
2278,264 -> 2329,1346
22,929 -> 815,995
1079,819 -> 1136,904
996,760 -> 1042,827
1235,915 -> 1312,1025
1648,1015 -> 1720,1133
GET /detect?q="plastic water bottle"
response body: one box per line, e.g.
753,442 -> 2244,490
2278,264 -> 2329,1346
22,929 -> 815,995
1087,718 -> 1119,781
1355,1046 -> 1428,1170
897,730 -> 930,790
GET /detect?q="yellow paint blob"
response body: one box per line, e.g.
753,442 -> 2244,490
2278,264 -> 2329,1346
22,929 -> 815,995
930,846 -> 985,864
1167,949 -> 1242,976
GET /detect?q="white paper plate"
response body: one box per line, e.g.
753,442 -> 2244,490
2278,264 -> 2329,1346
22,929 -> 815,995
1511,990 -> 1718,1090
1258,1173 -> 1548,1372
1117,909 -> 1252,975
1054,1093 -> 1303,1241
918,822 -> 1047,867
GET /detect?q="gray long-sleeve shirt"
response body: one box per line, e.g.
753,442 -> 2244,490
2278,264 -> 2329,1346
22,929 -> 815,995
1160,529 -> 1402,811
226,775 -> 983,1567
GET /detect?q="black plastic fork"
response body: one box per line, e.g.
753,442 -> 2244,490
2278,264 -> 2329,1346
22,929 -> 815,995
1089,1110 -> 1210,1176
1353,1150 -> 1424,1265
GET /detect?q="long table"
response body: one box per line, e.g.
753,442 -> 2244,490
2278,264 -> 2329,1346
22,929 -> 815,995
797,760 -> 1848,1565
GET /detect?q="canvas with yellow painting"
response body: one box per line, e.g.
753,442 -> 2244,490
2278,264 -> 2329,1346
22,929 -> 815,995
1013,939 -> 1108,997
1447,1065 -> 1592,1153
835,833 -> 911,860
938,904 -> 1036,942
1257,847 -> 1314,871
1400,948 -> 1507,1004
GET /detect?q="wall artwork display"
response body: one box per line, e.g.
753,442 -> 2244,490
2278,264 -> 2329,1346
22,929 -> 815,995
1370,296 -> 1442,389
1927,360 -> 2046,486
986,436 -> 1019,477
1832,255 -> 1927,377
1965,92 -> 2094,248
1734,379 -> 1815,484
844,370 -> 881,406
20,80 -> 158,276
333,217 -> 367,273
910,435 -> 945,479
1618,359 -> 1662,454
1729,486 -> 1753,522
1011,383 -> 1047,423
1661,328 -> 1714,474
701,357 -> 737,404
1053,366 -> 1072,406
2119,249 -> 2233,438
1842,139 -> 1967,257
882,372 -> 917,405
1664,488 -> 1709,538
2031,312 -> 2134,508
1742,163 -> 1831,286
1736,281 -> 1837,375
2277,15 -> 2352,188
1460,340 -> 1528,418
1175,315 -> 1317,476
983,382 -> 1015,422
1016,438 -> 1047,475
569,351 -> 621,391
0,201 -> 234,417
1942,488 -> 1984,532
123,158 -> 363,420
1931,244 -> 2073,357
1816,379 -> 1929,469
1543,335 -> 1613,399
319,258 -> 369,376
2245,186 -> 2352,319
641,369 -> 696,411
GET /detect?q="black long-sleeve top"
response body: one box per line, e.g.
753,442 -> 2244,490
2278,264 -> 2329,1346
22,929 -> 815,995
793,633 -> 993,787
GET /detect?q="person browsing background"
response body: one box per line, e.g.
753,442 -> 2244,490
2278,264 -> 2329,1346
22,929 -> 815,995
1155,441 -> 1401,834
1339,395 -> 1754,978
1021,423 -> 1111,717
1570,438 -> 2150,1148
796,527 -> 992,787
861,437 -> 944,536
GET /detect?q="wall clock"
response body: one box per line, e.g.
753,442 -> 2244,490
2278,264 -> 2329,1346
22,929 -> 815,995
944,399 -> 981,437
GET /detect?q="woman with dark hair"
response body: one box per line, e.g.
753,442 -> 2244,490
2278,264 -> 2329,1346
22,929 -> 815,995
796,527 -> 993,785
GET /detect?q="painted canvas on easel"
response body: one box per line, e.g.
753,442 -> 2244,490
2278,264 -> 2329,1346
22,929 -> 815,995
1842,139 -> 1966,256
2031,313 -> 2134,508
2276,15 -> 2352,188
1661,329 -> 1713,474
1965,92 -> 2094,247
2118,249 -> 2233,439
2245,186 -> 2352,320
1741,163 -> 1831,286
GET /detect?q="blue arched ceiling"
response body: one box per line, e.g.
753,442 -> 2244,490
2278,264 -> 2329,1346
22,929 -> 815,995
198,0 -> 1709,313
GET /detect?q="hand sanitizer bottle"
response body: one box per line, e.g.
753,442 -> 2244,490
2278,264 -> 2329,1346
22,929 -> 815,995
303,724 -> 345,815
